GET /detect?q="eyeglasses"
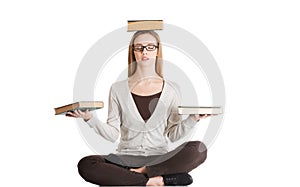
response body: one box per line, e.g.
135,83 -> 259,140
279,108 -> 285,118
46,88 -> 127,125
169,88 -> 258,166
133,44 -> 158,52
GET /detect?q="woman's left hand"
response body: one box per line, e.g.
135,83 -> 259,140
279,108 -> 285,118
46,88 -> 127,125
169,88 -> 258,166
190,114 -> 214,122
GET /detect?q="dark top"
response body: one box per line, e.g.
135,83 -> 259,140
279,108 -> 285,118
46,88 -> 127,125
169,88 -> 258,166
131,92 -> 162,121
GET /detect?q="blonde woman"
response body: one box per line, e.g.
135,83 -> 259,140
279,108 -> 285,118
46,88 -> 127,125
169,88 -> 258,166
68,30 -> 210,186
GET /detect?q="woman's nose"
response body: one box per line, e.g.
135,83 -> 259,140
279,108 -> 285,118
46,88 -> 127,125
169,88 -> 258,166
142,48 -> 147,55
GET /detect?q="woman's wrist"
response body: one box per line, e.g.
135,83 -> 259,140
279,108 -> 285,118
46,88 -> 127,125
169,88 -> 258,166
190,114 -> 200,122
83,114 -> 93,122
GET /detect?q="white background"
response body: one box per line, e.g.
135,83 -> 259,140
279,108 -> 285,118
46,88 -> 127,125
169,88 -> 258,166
1,0 -> 299,186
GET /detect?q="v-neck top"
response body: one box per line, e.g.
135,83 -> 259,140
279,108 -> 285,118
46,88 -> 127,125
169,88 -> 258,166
131,91 -> 162,122
86,79 -> 197,156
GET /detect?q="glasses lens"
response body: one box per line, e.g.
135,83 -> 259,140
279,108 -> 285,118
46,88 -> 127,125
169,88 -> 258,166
146,45 -> 156,51
133,45 -> 143,52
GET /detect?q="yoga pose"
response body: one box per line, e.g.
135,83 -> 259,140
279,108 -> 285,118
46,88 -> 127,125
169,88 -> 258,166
67,30 -> 211,186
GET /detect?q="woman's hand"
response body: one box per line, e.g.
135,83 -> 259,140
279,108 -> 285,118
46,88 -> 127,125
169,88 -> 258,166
66,109 -> 92,122
190,114 -> 214,122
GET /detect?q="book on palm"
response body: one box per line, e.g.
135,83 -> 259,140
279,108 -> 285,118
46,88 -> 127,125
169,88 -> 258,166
54,101 -> 104,115
178,106 -> 223,115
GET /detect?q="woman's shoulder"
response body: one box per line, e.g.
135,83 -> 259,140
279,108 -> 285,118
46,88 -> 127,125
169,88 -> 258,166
111,79 -> 128,89
164,79 -> 180,91
109,79 -> 129,97
164,79 -> 181,97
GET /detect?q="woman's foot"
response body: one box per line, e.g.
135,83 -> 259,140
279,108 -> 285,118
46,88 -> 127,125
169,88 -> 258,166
146,176 -> 164,186
163,173 -> 193,186
130,166 -> 147,173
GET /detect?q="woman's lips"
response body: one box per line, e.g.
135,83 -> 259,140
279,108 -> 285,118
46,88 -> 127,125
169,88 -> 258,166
142,56 -> 149,61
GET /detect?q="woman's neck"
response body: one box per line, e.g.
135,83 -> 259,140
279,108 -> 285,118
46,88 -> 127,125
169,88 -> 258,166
130,62 -> 161,81
128,63 -> 163,91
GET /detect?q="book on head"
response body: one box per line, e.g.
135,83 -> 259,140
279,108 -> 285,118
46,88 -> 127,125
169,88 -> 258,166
178,106 -> 223,115
54,101 -> 104,115
127,20 -> 163,31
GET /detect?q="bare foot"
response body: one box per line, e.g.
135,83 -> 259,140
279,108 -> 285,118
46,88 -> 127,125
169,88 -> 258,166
130,166 -> 147,173
146,176 -> 164,186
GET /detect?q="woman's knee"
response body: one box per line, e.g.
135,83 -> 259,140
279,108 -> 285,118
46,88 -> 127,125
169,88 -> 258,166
78,155 -> 101,167
77,155 -> 105,179
185,141 -> 207,151
185,141 -> 207,164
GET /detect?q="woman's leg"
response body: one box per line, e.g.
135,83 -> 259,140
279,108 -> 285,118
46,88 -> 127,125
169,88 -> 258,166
77,155 -> 148,186
145,141 -> 207,177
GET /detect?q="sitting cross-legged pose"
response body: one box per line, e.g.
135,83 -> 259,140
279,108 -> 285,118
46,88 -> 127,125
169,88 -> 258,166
67,30 -> 211,186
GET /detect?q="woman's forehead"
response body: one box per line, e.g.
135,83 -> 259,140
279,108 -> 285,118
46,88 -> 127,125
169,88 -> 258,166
134,33 -> 157,44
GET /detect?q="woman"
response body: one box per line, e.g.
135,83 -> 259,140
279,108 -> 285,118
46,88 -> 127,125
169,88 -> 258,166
67,30 -> 210,186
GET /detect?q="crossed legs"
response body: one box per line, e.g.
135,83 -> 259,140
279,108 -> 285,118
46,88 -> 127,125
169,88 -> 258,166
77,141 -> 207,186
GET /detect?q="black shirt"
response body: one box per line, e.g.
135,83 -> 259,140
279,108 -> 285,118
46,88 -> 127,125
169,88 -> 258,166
131,92 -> 162,121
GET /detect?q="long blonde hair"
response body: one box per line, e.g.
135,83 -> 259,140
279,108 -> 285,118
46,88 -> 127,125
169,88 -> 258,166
128,31 -> 163,77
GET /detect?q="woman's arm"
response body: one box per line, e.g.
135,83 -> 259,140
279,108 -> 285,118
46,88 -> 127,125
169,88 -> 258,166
87,86 -> 121,142
165,107 -> 197,142
67,86 -> 121,142
164,83 -> 198,142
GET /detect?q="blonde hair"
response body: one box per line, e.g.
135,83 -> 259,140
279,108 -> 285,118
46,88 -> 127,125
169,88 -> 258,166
128,31 -> 163,77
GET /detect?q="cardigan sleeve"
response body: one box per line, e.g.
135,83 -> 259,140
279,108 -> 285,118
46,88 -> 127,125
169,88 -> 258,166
85,85 -> 121,142
165,83 -> 197,142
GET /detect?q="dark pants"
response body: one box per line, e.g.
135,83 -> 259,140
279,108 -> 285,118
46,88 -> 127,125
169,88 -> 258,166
77,141 -> 207,186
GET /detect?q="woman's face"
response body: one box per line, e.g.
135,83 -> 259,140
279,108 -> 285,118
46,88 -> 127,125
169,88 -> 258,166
133,33 -> 158,64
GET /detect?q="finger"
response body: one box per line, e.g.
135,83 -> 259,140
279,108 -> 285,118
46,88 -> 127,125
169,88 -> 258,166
66,111 -> 76,117
201,114 -> 207,118
77,110 -> 83,117
74,110 -> 81,117
78,110 -> 85,115
206,114 -> 215,118
66,112 -> 72,117
206,114 -> 216,117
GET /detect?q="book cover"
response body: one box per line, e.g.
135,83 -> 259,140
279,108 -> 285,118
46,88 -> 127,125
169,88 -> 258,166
178,106 -> 223,115
54,101 -> 104,115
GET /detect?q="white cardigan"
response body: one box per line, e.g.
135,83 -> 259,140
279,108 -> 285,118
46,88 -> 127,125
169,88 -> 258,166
86,79 -> 197,156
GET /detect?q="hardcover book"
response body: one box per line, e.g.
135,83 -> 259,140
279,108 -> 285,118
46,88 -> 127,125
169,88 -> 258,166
54,101 -> 104,115
178,106 -> 223,115
127,20 -> 163,31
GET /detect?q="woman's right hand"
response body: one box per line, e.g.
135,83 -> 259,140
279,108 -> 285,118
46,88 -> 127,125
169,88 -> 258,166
66,109 -> 92,122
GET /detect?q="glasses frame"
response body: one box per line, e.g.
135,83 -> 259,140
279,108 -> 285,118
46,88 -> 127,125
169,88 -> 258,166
132,43 -> 159,52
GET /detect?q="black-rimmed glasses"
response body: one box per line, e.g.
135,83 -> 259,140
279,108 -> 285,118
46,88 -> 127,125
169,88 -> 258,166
133,44 -> 158,52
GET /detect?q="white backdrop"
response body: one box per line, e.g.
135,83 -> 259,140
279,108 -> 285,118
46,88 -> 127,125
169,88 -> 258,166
0,0 -> 299,186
